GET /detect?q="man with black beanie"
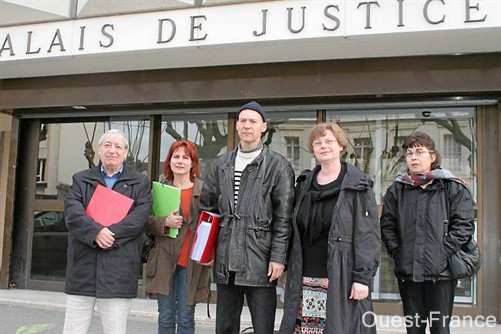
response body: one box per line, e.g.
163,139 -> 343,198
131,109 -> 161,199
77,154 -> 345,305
200,101 -> 294,333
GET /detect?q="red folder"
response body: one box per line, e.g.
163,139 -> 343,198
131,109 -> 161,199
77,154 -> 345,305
85,184 -> 134,227
190,211 -> 221,264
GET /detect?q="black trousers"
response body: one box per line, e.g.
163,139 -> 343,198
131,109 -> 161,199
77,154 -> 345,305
216,273 -> 277,334
398,280 -> 457,334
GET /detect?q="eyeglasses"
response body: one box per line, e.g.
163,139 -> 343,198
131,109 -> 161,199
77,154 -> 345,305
405,149 -> 431,157
312,138 -> 338,148
102,142 -> 125,151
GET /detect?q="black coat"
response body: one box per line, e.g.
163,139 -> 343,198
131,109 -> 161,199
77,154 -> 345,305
380,179 -> 474,281
200,146 -> 294,287
280,164 -> 380,334
64,164 -> 152,298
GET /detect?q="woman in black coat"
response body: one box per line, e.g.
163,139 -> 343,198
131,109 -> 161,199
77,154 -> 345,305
280,123 -> 380,334
380,132 -> 475,334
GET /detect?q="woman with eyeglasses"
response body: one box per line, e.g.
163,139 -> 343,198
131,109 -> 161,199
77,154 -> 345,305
280,123 -> 381,333
380,132 -> 475,334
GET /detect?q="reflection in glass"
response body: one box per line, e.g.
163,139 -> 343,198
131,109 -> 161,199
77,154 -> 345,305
32,120 -> 151,282
160,114 -> 229,180
29,107 -> 479,304
326,107 -> 476,204
36,120 -> 151,200
31,211 -> 67,281
108,119 -> 150,173
264,111 -> 317,177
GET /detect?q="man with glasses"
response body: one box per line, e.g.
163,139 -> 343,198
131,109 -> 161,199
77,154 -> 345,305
63,129 -> 152,334
200,101 -> 295,333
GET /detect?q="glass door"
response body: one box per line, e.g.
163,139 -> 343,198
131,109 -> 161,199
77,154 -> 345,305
29,119 -> 151,287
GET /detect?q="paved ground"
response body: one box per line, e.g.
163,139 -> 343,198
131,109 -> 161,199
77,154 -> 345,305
1,304 -> 161,334
1,289 -> 500,333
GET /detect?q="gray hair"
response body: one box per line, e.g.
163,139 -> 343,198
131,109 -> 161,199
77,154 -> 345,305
98,129 -> 129,150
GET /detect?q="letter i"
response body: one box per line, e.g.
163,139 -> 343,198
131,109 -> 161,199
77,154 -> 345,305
79,26 -> 86,50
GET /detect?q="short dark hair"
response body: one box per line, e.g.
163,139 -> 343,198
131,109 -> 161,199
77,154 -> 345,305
402,132 -> 441,170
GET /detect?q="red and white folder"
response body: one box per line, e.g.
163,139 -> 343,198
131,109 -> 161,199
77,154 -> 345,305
190,211 -> 221,264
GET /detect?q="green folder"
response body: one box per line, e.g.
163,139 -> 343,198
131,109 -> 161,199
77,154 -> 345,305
152,181 -> 181,238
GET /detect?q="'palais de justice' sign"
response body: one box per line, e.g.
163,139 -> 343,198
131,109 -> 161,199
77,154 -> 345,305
0,0 -> 497,61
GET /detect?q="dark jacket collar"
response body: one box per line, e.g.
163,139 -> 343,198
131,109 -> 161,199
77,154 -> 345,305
298,163 -> 372,192
84,163 -> 140,184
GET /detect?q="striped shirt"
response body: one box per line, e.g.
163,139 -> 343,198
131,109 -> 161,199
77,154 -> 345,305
234,144 -> 263,206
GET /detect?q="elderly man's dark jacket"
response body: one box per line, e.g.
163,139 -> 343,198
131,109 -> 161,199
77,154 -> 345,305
64,164 -> 152,298
200,146 -> 294,287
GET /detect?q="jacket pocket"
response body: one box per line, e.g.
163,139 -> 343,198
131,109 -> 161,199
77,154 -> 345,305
427,246 -> 448,276
248,223 -> 272,256
73,240 -> 89,262
436,247 -> 449,275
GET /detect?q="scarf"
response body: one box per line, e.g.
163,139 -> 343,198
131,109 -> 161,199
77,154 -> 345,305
395,168 -> 470,189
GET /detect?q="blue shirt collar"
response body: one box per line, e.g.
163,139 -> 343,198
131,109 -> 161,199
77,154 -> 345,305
100,164 -> 124,189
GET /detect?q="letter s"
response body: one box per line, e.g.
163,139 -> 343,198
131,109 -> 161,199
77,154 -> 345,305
99,24 -> 114,48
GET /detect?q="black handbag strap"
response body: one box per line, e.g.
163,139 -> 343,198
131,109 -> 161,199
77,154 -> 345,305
441,182 -> 450,237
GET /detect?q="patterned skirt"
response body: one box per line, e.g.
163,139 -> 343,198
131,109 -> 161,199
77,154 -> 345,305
294,276 -> 329,334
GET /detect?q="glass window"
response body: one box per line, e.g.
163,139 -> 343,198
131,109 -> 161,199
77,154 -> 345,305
353,137 -> 373,173
25,105 -> 479,305
31,119 -> 150,281
0,131 -> 4,188
327,108 -> 476,203
160,113 -> 229,180
443,134 -> 463,173
327,106 -> 477,304
260,110 -> 317,304
264,111 -> 318,179
36,119 -> 150,200
285,136 -> 301,176
31,211 -> 67,281
108,119 -> 150,174
36,159 -> 47,183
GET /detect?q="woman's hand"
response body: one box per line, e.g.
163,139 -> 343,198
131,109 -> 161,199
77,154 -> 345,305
349,282 -> 369,300
164,209 -> 183,229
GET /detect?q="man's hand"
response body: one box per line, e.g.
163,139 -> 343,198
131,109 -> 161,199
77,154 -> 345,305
268,262 -> 285,282
349,282 -> 369,300
95,227 -> 115,249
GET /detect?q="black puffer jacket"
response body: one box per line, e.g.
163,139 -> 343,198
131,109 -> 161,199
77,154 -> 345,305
64,164 -> 152,298
380,179 -> 474,281
200,146 -> 294,287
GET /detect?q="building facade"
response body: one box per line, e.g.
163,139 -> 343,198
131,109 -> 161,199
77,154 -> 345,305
1,0 -> 500,320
